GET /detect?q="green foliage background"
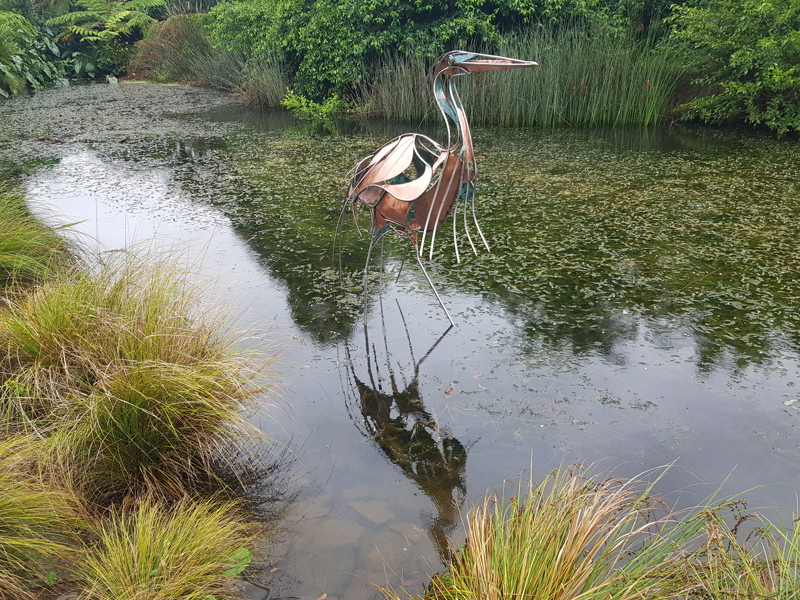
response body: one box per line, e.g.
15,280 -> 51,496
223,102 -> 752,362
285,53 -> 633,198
0,0 -> 798,134
670,0 -> 800,135
208,0 -> 636,98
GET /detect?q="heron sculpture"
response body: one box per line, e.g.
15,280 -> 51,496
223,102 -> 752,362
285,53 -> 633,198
342,51 -> 538,325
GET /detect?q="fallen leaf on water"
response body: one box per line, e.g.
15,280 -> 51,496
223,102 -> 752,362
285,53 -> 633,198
444,387 -> 453,397
473,373 -> 482,378
316,594 -> 328,600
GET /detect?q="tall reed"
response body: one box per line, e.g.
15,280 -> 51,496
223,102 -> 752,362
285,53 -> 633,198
131,16 -> 286,108
679,502 -> 800,599
363,27 -> 683,128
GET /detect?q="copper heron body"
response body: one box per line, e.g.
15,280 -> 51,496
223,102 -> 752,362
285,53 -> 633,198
343,51 -> 538,325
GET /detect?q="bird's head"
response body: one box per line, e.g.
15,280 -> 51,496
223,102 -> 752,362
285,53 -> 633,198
434,51 -> 538,78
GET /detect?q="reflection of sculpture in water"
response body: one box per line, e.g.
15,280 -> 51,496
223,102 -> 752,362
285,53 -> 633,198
339,51 -> 538,325
343,315 -> 466,561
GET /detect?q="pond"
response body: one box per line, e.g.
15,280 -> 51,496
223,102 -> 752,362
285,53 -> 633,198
1,83 -> 799,600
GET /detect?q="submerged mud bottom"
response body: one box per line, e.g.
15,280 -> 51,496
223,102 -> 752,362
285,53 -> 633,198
1,83 -> 800,600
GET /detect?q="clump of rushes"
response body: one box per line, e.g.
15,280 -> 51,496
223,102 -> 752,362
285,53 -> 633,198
396,464 -> 691,600
0,254 -> 261,501
80,497 -> 254,600
0,436 -> 81,599
0,192 -> 72,293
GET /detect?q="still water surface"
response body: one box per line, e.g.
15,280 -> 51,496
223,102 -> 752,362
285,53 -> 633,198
2,84 -> 800,599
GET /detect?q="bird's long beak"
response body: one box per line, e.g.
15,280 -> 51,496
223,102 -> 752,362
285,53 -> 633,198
458,52 -> 538,73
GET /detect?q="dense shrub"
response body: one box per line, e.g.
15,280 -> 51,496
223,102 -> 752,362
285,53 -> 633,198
0,11 -> 63,97
669,0 -> 800,135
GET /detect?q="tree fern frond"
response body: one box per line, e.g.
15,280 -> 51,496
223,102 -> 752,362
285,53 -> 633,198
68,24 -> 97,37
126,0 -> 165,9
105,9 -> 131,26
73,0 -> 108,13
45,11 -> 94,26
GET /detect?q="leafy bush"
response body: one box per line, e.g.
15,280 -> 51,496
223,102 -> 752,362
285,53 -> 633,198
0,11 -> 63,97
281,88 -> 346,121
209,0 -> 639,100
669,0 -> 800,135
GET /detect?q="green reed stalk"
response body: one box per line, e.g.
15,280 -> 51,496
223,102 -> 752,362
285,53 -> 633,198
364,26 -> 683,128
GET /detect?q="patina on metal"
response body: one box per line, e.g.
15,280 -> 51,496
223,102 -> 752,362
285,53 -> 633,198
343,51 -> 538,325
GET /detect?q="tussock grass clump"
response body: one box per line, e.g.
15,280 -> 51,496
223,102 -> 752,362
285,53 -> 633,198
130,15 -> 216,84
80,497 -> 253,600
0,192 -> 72,293
384,466 -> 800,600
0,254 -> 261,501
412,465 -> 686,600
0,436 -> 81,599
130,15 -> 286,109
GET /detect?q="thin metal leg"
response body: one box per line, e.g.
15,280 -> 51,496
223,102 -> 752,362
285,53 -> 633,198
414,252 -> 455,327
335,198 -> 351,284
463,194 -> 477,256
362,236 -> 379,322
470,186 -> 490,252
452,199 -> 461,264
395,256 -> 406,283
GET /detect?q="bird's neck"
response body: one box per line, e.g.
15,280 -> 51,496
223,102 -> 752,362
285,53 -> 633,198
435,75 -> 475,171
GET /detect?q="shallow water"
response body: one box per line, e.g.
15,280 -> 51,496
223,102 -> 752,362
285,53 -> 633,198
2,83 -> 800,599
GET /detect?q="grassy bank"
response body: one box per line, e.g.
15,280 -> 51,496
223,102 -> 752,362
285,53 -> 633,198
0,192 -> 72,291
0,190 -> 269,598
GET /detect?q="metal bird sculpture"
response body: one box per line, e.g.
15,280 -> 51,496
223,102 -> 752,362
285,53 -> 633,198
343,51 -> 538,325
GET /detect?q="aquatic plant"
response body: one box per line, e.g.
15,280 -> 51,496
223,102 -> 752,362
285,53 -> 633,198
0,254 -> 263,500
0,436 -> 80,600
80,496 -> 254,600
0,192 -> 72,292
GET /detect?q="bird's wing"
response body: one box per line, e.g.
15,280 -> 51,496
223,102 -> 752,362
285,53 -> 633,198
354,135 -> 416,192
